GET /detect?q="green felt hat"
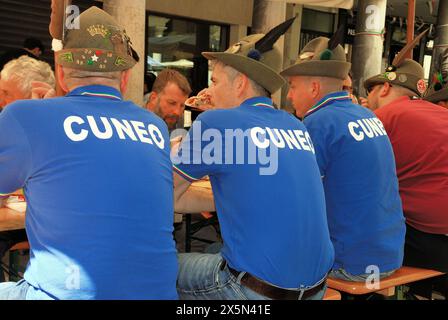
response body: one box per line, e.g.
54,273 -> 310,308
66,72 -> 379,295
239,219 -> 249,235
281,36 -> 351,80
364,29 -> 429,96
424,48 -> 448,103
56,6 -> 139,72
202,17 -> 296,94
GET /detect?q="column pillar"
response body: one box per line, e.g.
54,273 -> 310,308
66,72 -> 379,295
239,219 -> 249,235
103,0 -> 146,105
351,0 -> 387,97
252,0 -> 288,107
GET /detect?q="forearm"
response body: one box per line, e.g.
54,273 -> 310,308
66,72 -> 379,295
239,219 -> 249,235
0,207 -> 26,231
173,172 -> 216,213
174,184 -> 216,213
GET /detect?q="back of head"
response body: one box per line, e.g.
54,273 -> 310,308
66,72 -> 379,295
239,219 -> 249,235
1,55 -> 55,99
56,6 -> 139,73
152,69 -> 191,96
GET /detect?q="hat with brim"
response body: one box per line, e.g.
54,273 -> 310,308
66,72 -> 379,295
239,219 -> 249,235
203,42 -> 285,95
280,36 -> 351,80
424,86 -> 448,103
364,30 -> 429,97
56,6 -> 139,72
364,59 -> 426,96
202,18 -> 296,95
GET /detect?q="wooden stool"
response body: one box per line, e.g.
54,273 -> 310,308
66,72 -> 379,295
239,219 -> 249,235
327,266 -> 445,298
323,288 -> 341,300
9,241 -> 29,251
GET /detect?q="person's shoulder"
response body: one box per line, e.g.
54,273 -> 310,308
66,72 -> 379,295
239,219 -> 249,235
196,108 -> 234,123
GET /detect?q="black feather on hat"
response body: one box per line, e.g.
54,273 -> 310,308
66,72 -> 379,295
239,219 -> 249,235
202,17 -> 296,94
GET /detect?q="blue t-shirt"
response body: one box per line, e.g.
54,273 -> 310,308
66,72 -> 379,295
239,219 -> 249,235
303,91 -> 405,275
0,85 -> 178,299
173,97 -> 334,288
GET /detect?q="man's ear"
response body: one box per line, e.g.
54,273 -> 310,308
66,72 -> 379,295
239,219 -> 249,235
120,69 -> 132,94
235,74 -> 247,97
56,64 -> 69,93
311,80 -> 320,99
146,91 -> 158,111
380,82 -> 392,97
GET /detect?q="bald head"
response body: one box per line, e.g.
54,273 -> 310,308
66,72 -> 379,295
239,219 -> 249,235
286,75 -> 343,118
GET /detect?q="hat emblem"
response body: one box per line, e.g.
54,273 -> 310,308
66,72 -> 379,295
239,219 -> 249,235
60,52 -> 74,63
385,72 -> 397,81
417,79 -> 427,94
87,25 -> 111,39
398,74 -> 408,83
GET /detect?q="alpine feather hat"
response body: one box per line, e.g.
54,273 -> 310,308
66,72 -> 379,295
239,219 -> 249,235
364,29 -> 428,96
202,17 -> 296,94
56,6 -> 139,72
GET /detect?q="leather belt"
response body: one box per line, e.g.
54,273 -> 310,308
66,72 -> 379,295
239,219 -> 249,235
223,261 -> 326,300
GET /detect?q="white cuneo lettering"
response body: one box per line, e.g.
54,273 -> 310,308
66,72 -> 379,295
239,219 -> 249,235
63,116 -> 165,149
348,121 -> 365,141
250,127 -> 270,149
64,116 -> 88,142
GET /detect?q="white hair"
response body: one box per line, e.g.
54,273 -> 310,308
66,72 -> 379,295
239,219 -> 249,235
62,68 -> 122,90
1,55 -> 55,97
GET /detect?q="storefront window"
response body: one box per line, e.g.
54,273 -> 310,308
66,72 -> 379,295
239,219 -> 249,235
147,13 -> 229,95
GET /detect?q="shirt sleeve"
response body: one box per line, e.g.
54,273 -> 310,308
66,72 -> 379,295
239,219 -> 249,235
172,113 -> 222,182
0,110 -> 32,196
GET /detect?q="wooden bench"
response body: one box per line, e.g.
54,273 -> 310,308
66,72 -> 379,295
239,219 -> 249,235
9,241 -> 29,251
323,288 -> 341,300
327,266 -> 445,297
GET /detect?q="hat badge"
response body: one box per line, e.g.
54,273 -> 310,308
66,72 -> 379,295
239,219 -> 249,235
417,79 -> 427,94
385,72 -> 397,81
87,25 -> 111,39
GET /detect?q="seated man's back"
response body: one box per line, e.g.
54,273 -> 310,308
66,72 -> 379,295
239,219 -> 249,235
0,86 -> 178,299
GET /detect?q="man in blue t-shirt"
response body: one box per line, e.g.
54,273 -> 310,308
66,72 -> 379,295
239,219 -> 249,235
172,19 -> 334,300
0,7 -> 178,299
281,35 -> 405,282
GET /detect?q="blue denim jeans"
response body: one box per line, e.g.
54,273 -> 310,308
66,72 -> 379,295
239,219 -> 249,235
0,280 -> 30,300
177,253 -> 327,300
330,268 -> 396,282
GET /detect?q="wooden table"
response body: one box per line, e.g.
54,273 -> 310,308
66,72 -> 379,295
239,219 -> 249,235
0,207 -> 25,231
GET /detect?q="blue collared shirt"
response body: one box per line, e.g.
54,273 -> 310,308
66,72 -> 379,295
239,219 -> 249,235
0,85 -> 178,299
303,91 -> 405,275
174,96 -> 334,288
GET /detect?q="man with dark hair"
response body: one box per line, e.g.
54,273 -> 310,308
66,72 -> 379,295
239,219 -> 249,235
145,68 -> 192,132
0,38 -> 45,71
365,32 -> 448,299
